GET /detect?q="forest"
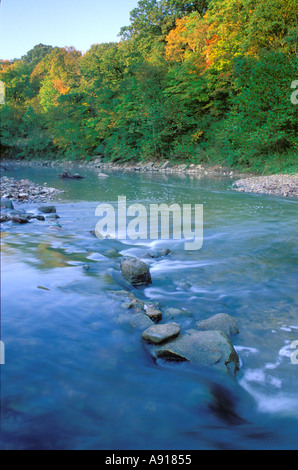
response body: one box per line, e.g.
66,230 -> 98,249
1,0 -> 297,173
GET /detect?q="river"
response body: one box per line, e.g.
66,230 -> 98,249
1,165 -> 298,450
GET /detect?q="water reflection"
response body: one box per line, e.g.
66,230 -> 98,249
1,166 -> 298,449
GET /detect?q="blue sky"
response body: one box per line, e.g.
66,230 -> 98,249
0,0 -> 140,60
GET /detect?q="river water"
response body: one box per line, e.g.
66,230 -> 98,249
1,165 -> 298,450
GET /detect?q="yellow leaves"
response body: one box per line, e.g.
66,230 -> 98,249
52,78 -> 70,95
192,130 -> 204,141
165,13 -> 209,63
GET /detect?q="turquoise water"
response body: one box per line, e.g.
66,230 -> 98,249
1,166 -> 298,450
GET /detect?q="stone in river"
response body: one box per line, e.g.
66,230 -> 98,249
144,307 -> 162,323
142,323 -> 181,344
38,205 -> 57,214
196,314 -> 239,337
11,215 -> 30,224
1,198 -> 14,209
121,257 -> 152,287
153,330 -> 240,376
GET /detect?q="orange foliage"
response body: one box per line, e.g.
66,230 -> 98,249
165,14 -> 208,63
52,78 -> 70,95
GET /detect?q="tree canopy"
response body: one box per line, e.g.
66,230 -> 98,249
1,0 -> 297,173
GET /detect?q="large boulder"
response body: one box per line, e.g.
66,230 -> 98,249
196,314 -> 239,337
121,257 -> 152,287
1,198 -> 14,210
153,330 -> 240,376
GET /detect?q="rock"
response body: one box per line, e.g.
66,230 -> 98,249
26,214 -> 46,221
98,172 -> 110,178
0,215 -> 11,223
130,313 -> 154,330
144,307 -> 162,323
1,198 -> 14,209
121,257 -> 152,287
164,307 -> 190,319
159,248 -> 171,256
153,330 -> 240,376
46,214 -> 60,219
11,215 -> 30,224
196,314 -> 239,337
60,171 -> 84,179
38,205 -> 57,214
142,323 -> 181,344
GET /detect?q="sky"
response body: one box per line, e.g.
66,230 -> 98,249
0,0 -> 140,60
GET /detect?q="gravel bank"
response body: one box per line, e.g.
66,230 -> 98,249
232,174 -> 298,198
0,176 -> 64,203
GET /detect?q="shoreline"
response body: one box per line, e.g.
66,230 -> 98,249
1,157 -> 297,199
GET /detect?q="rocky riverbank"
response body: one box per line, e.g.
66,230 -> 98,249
0,176 -> 64,203
2,157 -> 297,198
0,157 -> 248,179
232,174 -> 298,198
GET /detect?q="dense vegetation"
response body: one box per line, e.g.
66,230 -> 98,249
1,0 -> 297,173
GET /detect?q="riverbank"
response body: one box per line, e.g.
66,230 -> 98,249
1,157 -> 248,178
1,157 -> 298,199
233,174 -> 298,198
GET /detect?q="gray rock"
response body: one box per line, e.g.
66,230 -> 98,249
11,215 -> 30,224
121,257 -> 152,287
142,323 -> 181,344
153,330 -> 240,376
38,205 -> 57,214
144,307 -> 162,323
1,198 -> 14,209
130,313 -> 154,330
196,314 -> 239,337
164,307 -> 190,319
0,214 -> 11,223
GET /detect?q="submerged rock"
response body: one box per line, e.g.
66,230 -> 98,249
38,205 -> 57,214
142,323 -> 181,345
1,198 -> 14,209
196,314 -> 239,337
60,171 -> 84,179
121,257 -> 152,287
153,330 -> 240,376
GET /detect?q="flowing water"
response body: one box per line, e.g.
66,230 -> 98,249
1,165 -> 298,450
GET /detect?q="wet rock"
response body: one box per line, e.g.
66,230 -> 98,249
38,205 -> 57,214
130,313 -> 154,330
121,257 -> 152,287
196,314 -> 239,337
145,248 -> 171,259
153,330 -> 240,376
97,172 -> 110,178
159,248 -> 171,256
46,213 -> 60,219
60,171 -> 84,179
0,215 -> 11,223
1,198 -> 14,209
11,215 -> 30,224
144,307 -> 162,323
142,323 -> 181,345
164,307 -> 191,319
26,214 -> 46,221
